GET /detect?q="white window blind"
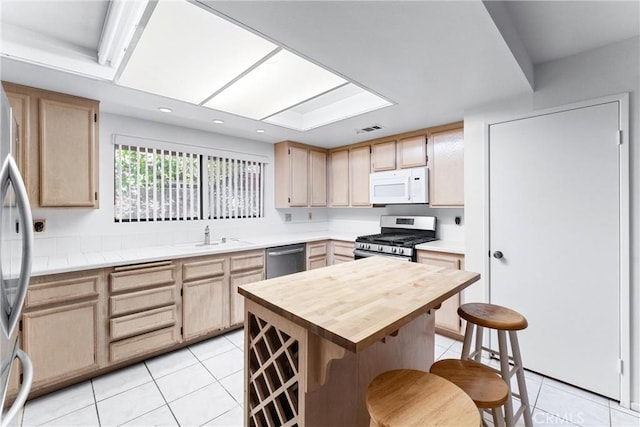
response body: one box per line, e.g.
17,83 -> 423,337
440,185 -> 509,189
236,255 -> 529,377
114,140 -> 265,222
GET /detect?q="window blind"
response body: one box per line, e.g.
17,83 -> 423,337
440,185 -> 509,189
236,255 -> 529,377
205,156 -> 264,219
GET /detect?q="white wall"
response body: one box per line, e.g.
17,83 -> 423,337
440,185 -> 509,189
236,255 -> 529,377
30,113 -> 330,257
464,37 -> 640,408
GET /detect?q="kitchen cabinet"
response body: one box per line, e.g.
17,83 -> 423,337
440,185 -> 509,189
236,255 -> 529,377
416,250 -> 465,336
397,135 -> 427,169
329,149 -> 349,207
108,262 -> 179,363
181,256 -> 230,340
22,270 -> 106,390
330,240 -> 355,264
2,82 -> 99,208
229,250 -> 265,325
371,140 -> 396,171
349,145 -> 371,206
306,240 -> 329,270
427,124 -> 464,207
274,141 -> 327,208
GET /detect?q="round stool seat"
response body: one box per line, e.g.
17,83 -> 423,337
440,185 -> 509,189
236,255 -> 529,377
430,359 -> 509,409
366,369 -> 479,427
458,302 -> 528,330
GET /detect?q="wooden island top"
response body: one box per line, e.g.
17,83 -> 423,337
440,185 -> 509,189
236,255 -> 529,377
238,256 -> 480,352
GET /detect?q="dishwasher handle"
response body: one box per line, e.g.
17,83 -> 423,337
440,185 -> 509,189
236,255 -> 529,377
267,247 -> 305,256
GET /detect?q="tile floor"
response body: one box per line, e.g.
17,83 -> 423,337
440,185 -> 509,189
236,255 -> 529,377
9,330 -> 640,427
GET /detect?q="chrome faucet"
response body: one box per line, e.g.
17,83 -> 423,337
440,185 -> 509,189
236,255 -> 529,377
204,225 -> 211,245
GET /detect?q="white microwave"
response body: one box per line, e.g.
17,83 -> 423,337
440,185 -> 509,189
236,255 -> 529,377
369,166 -> 429,205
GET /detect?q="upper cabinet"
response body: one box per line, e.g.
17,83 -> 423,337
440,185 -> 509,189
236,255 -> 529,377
349,145 -> 371,206
329,149 -> 349,207
397,135 -> 427,169
2,82 -> 99,208
371,140 -> 396,172
274,141 -> 327,208
427,123 -> 464,207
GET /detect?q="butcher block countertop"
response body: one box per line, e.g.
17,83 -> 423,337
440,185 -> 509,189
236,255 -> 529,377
238,256 -> 480,353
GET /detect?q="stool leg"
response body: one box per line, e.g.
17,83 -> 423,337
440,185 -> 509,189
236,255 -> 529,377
474,326 -> 484,362
462,322 -> 474,359
497,330 -> 514,427
510,331 -> 533,427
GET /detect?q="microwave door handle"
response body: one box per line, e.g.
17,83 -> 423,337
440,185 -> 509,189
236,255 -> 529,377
0,155 -> 33,336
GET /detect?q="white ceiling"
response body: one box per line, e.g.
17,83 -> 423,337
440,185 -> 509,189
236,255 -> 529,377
0,1 -> 638,148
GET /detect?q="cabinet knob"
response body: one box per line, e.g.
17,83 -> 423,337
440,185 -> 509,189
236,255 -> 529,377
493,251 -> 504,259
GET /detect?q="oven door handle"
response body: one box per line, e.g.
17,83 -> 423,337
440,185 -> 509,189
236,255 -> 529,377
353,249 -> 411,261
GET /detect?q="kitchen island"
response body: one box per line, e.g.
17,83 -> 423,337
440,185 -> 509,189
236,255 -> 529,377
238,256 -> 480,427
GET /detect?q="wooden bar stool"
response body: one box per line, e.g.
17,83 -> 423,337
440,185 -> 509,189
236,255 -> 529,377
430,359 -> 509,427
458,303 -> 533,427
366,369 -> 480,427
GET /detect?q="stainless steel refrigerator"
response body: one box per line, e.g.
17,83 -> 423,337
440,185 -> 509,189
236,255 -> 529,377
0,87 -> 34,426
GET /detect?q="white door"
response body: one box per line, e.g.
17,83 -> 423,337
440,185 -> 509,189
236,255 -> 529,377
489,101 -> 620,399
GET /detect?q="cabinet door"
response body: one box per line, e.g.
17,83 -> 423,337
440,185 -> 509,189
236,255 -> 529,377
398,135 -> 427,169
349,146 -> 371,206
183,277 -> 230,340
417,251 -> 463,334
23,300 -> 99,387
289,145 -> 309,206
329,149 -> 349,206
428,127 -> 464,207
371,140 -> 396,171
309,150 -> 327,206
230,270 -> 264,326
39,97 -> 98,207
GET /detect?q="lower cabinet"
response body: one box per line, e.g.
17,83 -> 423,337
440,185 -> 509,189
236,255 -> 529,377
229,250 -> 265,326
22,270 -> 106,390
331,240 -> 355,264
306,240 -> 328,270
416,250 -> 465,336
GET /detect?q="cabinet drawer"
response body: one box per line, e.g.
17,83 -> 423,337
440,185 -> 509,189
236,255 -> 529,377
333,255 -> 354,265
109,285 -> 176,317
110,264 -> 175,293
307,241 -> 328,258
229,250 -> 264,272
332,241 -> 354,258
26,275 -> 99,308
182,257 -> 226,282
109,326 -> 179,363
110,305 -> 177,341
308,257 -> 327,270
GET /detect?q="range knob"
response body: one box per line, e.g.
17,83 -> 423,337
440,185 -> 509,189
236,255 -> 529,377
398,248 -> 404,255
392,247 -> 397,254
366,244 -> 371,250
378,245 -> 383,251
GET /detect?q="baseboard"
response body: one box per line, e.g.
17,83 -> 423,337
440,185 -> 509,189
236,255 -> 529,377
631,401 -> 639,412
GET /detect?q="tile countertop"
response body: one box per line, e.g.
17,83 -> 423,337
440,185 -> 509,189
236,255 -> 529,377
29,233 -> 465,277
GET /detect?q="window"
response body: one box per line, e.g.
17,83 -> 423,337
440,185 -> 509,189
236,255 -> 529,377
114,137 -> 265,222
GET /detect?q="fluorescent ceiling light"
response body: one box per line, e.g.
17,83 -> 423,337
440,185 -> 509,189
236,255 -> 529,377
203,49 -> 347,120
118,0 -> 277,104
98,0 -> 148,69
263,83 -> 393,131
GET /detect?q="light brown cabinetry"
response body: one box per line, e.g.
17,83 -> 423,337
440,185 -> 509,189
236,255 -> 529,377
416,250 -> 465,336
274,141 -> 327,208
2,82 -> 99,208
349,145 -> 371,206
181,256 -> 230,340
427,123 -> 464,207
371,140 -> 396,171
331,240 -> 355,264
229,250 -> 265,325
108,262 -> 179,363
22,270 -> 106,389
329,149 -> 349,207
306,240 -> 329,270
398,135 -> 427,169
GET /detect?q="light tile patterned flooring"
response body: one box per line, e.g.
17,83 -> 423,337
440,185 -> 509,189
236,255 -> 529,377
9,330 -> 640,427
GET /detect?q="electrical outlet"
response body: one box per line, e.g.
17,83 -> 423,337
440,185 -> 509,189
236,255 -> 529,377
33,219 -> 46,232
284,213 -> 292,222
308,212 -> 313,220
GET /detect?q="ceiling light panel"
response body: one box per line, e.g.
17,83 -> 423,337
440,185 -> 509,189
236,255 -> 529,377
203,49 -> 347,119
118,0 -> 277,104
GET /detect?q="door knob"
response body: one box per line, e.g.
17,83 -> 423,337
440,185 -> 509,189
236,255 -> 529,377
493,251 -> 504,259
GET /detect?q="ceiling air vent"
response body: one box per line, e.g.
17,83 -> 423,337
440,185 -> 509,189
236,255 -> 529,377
357,124 -> 383,134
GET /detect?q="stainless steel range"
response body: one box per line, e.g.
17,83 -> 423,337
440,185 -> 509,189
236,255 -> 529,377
354,215 -> 437,262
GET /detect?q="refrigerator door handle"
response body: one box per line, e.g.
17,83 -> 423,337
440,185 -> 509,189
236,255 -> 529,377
0,155 -> 33,336
0,350 -> 33,427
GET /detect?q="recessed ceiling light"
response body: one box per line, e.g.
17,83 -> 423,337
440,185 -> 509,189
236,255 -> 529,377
212,119 -> 224,124
256,129 -> 265,134
158,107 -> 173,113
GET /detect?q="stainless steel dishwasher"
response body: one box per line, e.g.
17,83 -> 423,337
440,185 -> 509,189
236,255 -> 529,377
265,243 -> 306,279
